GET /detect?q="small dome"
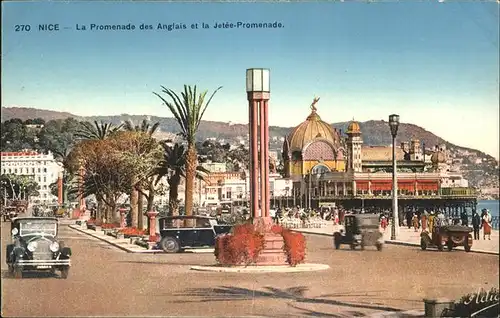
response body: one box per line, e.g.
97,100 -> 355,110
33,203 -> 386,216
347,120 -> 361,134
431,151 -> 446,164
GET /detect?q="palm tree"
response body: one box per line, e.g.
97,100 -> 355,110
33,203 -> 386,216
123,119 -> 161,229
122,119 -> 160,136
153,85 -> 222,216
75,120 -> 122,140
154,142 -> 210,216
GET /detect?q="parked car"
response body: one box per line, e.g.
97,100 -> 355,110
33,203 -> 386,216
333,214 -> 384,251
5,217 -> 72,279
420,224 -> 473,252
158,215 -> 232,253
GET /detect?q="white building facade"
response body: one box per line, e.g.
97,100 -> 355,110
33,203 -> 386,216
0,151 -> 63,204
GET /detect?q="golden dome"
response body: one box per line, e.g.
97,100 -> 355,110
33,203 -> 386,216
347,120 -> 361,134
287,109 -> 340,151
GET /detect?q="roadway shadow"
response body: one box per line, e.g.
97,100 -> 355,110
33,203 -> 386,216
171,285 -> 405,313
116,260 -> 209,266
1,269 -> 61,279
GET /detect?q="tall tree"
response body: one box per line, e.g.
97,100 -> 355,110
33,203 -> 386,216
122,119 -> 161,228
110,131 -> 162,227
153,142 -> 210,216
154,85 -> 222,216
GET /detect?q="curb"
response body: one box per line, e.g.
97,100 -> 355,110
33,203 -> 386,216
191,263 -> 330,273
68,225 -> 163,254
68,225 -> 215,254
368,309 -> 425,317
295,230 -> 499,256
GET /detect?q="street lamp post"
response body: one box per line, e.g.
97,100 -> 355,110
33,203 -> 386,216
246,68 -> 287,265
388,114 -> 400,240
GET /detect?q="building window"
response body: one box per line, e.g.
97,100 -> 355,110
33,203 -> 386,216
32,168 -> 35,173
14,168 -> 18,173
43,168 -> 47,173
38,168 -> 41,173
43,176 -> 46,183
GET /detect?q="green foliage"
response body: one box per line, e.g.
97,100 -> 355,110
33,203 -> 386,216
37,118 -> 83,161
0,174 -> 40,200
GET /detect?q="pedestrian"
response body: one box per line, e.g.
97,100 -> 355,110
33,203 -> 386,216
406,211 -> 412,229
472,211 -> 481,240
482,209 -> 492,240
428,211 -> 435,233
421,211 -> 428,232
380,214 -> 388,231
460,210 -> 468,226
412,213 -> 419,232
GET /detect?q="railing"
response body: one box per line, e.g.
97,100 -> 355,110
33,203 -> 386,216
466,215 -> 499,230
439,187 -> 478,197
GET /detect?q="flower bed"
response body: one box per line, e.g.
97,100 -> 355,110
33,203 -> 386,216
117,227 -> 146,238
272,225 -> 306,266
102,223 -> 121,229
215,224 -> 265,266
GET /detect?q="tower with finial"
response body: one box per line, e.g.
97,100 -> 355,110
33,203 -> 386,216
346,118 -> 362,172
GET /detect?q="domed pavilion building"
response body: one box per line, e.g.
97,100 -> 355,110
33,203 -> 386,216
282,99 -> 346,179
278,98 -> 475,219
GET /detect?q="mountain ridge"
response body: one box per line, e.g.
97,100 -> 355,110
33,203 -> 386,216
0,106 -> 494,159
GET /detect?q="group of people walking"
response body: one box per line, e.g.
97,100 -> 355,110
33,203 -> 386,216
471,209 -> 493,240
383,208 -> 494,240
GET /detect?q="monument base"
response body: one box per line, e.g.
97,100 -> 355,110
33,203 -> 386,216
253,217 -> 288,266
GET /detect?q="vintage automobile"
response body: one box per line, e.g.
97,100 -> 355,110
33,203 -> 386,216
5,217 -> 72,278
158,215 -> 232,253
333,214 -> 384,251
420,224 -> 473,252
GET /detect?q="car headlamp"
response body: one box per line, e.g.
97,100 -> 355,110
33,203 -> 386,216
27,241 -> 38,252
50,242 -> 60,252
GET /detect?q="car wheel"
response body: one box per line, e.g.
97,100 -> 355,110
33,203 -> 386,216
160,237 -> 180,253
60,266 -> 69,279
447,240 -> 453,252
13,267 -> 22,279
420,239 -> 427,251
334,239 -> 340,250
376,243 -> 383,251
350,243 -> 356,250
464,243 -> 471,252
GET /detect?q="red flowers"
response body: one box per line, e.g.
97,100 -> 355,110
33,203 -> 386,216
215,224 -> 265,266
101,223 -> 120,229
117,227 -> 145,236
270,225 -> 306,266
215,223 -> 307,267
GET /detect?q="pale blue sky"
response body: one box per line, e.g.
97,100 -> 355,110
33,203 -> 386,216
1,1 -> 499,158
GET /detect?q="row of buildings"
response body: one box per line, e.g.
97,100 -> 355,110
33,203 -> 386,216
1,104 -> 474,215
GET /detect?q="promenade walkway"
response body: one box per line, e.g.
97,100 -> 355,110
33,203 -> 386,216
295,222 -> 499,255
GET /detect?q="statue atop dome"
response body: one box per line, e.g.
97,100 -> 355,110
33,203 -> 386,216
310,97 -> 320,112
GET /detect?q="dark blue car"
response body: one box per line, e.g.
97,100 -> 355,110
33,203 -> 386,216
158,215 -> 232,253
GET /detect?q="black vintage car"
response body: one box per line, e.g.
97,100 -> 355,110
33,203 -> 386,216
333,214 -> 384,251
158,215 -> 232,253
6,217 -> 72,279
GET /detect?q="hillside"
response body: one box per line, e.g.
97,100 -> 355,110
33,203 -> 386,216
0,106 -> 487,156
2,106 -> 498,193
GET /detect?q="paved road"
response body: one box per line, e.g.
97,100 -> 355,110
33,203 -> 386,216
1,221 -> 498,317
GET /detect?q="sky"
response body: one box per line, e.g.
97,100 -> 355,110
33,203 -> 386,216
1,1 -> 499,158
